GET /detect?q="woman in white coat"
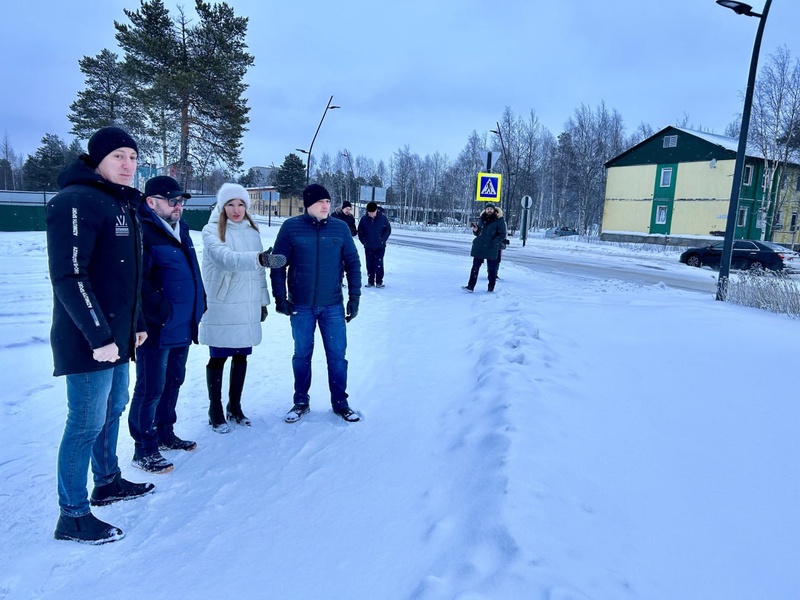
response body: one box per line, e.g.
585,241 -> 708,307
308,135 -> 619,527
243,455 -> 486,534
199,183 -> 284,433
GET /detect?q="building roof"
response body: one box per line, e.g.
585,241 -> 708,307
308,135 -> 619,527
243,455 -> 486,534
603,125 -> 772,168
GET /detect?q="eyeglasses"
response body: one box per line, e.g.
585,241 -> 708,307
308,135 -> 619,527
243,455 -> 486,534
152,195 -> 187,207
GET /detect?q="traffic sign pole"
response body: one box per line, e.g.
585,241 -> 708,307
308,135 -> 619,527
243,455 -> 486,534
520,195 -> 533,247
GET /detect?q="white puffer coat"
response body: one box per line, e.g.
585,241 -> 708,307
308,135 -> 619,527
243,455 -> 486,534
198,211 -> 270,349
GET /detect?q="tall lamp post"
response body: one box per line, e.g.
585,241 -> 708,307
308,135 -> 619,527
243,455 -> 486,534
296,95 -> 340,185
341,149 -> 355,208
490,121 -> 511,199
714,0 -> 772,301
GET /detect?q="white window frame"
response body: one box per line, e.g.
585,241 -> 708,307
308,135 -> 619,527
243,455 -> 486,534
663,135 -> 678,148
660,167 -> 673,188
737,206 -> 748,228
656,205 -> 668,225
743,165 -> 753,186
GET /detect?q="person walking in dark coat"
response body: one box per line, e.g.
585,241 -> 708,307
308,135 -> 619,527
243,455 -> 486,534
270,184 -> 363,423
357,201 -> 392,287
331,200 -> 357,236
462,203 -> 507,293
46,126 -> 153,545
128,176 -> 206,475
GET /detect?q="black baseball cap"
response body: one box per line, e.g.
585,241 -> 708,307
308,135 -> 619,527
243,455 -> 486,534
144,176 -> 191,200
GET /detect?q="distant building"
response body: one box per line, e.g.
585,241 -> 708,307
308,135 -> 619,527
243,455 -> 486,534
244,185 -> 303,217
602,126 -> 800,248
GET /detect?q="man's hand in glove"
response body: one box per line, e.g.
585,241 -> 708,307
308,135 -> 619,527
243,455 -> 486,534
275,297 -> 295,316
345,296 -> 360,323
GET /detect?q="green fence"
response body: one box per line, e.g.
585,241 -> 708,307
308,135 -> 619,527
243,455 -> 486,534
0,191 -> 215,232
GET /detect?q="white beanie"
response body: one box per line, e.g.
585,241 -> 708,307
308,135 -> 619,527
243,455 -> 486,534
216,183 -> 251,213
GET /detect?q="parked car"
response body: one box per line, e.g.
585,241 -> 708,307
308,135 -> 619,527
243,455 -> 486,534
545,226 -> 579,238
679,240 -> 800,273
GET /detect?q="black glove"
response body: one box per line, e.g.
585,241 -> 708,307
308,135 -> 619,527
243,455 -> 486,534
258,246 -> 287,268
275,297 -> 294,316
345,296 -> 360,323
260,306 -> 268,322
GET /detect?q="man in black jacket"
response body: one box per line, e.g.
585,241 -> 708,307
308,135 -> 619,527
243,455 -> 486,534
46,126 -> 153,544
331,200 -> 357,236
357,201 -> 392,287
270,184 -> 362,423
128,176 -> 206,475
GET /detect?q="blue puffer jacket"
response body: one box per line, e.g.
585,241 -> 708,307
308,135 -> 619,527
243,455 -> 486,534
357,212 -> 392,249
270,213 -> 361,307
137,203 -> 206,348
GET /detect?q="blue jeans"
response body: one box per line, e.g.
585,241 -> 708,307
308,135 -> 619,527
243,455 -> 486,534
365,247 -> 386,284
57,363 -> 130,517
129,344 -> 189,458
290,304 -> 349,410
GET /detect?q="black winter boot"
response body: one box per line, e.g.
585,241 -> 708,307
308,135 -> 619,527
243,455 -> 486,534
54,513 -> 124,544
226,358 -> 251,426
207,366 -> 230,434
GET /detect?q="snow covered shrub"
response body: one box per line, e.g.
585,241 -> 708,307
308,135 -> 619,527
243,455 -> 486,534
725,272 -> 800,318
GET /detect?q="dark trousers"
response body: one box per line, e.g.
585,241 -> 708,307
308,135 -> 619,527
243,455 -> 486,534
129,344 -> 189,457
467,256 -> 499,291
365,247 -> 386,284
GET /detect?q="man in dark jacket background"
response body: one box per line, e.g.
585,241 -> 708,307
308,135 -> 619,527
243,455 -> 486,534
128,176 -> 206,475
46,126 -> 153,545
357,201 -> 392,288
270,184 -> 362,423
331,200 -> 357,236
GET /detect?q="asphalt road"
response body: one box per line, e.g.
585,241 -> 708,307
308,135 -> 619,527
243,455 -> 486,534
389,230 -> 719,295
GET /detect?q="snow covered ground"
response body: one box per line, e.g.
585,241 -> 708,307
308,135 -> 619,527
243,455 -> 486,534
1,225 -> 799,600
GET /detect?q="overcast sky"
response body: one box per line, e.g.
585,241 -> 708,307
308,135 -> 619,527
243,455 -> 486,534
2,0 -> 797,172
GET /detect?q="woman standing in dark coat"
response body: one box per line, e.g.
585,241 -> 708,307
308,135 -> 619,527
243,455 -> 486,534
462,203 -> 507,293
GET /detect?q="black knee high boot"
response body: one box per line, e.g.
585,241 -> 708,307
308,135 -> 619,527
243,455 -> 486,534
226,358 -> 251,426
207,365 -> 230,434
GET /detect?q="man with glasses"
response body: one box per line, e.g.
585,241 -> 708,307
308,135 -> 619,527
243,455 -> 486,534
128,176 -> 206,474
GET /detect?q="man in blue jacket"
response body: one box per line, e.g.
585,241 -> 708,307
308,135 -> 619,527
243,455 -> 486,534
128,176 -> 206,474
46,126 -> 153,544
357,201 -> 392,287
270,184 -> 362,423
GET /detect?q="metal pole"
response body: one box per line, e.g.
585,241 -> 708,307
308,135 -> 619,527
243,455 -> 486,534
342,149 -> 355,206
716,0 -> 772,301
304,95 -> 339,185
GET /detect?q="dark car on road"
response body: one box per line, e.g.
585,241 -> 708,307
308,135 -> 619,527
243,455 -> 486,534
545,226 -> 579,238
679,239 -> 800,273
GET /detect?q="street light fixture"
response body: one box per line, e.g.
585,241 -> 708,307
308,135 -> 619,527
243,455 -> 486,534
341,149 -> 355,207
714,0 -> 771,301
298,95 -> 340,185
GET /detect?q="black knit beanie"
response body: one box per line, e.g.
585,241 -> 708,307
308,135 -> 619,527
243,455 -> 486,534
303,184 -> 330,208
366,201 -> 378,212
341,200 -> 352,209
88,126 -> 138,167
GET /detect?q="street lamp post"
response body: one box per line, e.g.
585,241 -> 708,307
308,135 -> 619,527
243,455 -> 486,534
714,0 -> 772,301
341,149 -> 355,208
491,122 -> 518,230
489,123 -> 511,206
297,95 -> 340,185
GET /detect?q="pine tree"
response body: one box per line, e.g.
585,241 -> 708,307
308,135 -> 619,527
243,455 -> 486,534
67,49 -> 140,143
275,154 -> 307,201
22,134 -> 80,191
114,0 -> 253,188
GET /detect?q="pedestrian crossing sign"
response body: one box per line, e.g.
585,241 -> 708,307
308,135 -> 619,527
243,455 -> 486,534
475,172 -> 502,202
